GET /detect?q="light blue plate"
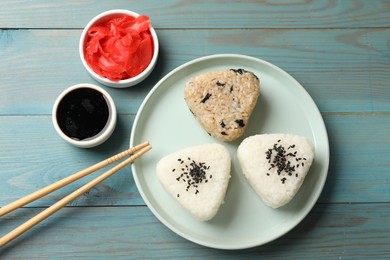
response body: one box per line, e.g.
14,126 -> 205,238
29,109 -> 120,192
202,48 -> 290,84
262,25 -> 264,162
130,54 -> 329,249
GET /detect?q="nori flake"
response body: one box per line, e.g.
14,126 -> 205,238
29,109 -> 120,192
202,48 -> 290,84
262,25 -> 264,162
201,93 -> 212,103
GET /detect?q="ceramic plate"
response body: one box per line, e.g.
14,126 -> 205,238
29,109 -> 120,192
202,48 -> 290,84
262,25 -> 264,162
130,54 -> 329,249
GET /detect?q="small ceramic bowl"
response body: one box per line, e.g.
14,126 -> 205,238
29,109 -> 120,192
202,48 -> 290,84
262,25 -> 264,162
79,9 -> 159,88
52,83 -> 117,148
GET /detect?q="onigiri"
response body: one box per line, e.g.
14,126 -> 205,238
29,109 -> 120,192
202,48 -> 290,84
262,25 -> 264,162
237,134 -> 314,208
156,143 -> 231,221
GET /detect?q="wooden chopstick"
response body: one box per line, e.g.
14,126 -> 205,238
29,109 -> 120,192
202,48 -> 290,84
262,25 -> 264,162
0,141 -> 149,218
0,143 -> 152,247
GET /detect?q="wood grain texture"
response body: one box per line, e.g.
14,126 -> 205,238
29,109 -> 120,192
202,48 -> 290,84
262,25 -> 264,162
0,0 -> 389,29
0,113 -> 389,206
0,204 -> 389,258
0,0 -> 389,258
0,29 -> 389,114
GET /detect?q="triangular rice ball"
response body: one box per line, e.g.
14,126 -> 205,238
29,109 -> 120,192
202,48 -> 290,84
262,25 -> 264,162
156,143 -> 231,221
237,134 -> 314,208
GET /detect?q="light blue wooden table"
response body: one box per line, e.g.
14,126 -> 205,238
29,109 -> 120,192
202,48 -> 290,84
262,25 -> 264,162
1,0 -> 389,258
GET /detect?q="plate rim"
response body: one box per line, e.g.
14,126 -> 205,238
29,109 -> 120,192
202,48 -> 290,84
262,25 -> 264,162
130,54 -> 330,249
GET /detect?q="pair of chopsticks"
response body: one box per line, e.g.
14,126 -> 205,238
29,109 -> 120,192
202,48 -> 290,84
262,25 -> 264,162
0,141 -> 152,247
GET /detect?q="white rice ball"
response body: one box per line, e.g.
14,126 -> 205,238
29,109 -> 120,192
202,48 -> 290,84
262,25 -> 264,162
237,134 -> 314,208
156,143 -> 231,221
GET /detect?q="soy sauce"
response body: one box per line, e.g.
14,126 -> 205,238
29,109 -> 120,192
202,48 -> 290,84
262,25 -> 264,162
56,88 -> 109,141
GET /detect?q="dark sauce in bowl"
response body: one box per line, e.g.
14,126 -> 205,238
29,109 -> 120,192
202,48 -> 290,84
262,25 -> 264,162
56,88 -> 109,140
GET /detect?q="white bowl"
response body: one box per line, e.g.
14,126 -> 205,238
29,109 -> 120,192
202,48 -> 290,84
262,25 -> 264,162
52,83 -> 117,148
79,9 -> 159,88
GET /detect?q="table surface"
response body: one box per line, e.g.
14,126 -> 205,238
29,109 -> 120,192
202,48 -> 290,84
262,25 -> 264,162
1,0 -> 389,258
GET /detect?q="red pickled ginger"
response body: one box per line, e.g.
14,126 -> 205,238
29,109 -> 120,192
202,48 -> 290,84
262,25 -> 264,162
84,15 -> 154,81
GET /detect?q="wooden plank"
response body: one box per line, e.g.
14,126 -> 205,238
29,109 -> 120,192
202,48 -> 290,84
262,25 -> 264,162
0,114 -> 146,207
0,113 -> 389,206
0,114 -> 134,164
320,112 -> 390,203
0,0 -> 389,29
0,203 -> 389,258
0,28 -> 389,115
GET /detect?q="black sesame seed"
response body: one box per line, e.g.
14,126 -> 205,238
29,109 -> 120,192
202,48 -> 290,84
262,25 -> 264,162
265,142 -> 303,178
281,177 -> 287,184
221,131 -> 227,135
179,160 -> 211,194
177,194 -> 180,197
220,121 -> 226,128
230,86 -> 234,92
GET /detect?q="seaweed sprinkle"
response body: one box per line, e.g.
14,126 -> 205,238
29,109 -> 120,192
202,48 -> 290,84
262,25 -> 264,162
230,68 -> 259,81
201,93 -> 212,103
230,68 -> 246,74
235,119 -> 245,127
216,81 -> 225,87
